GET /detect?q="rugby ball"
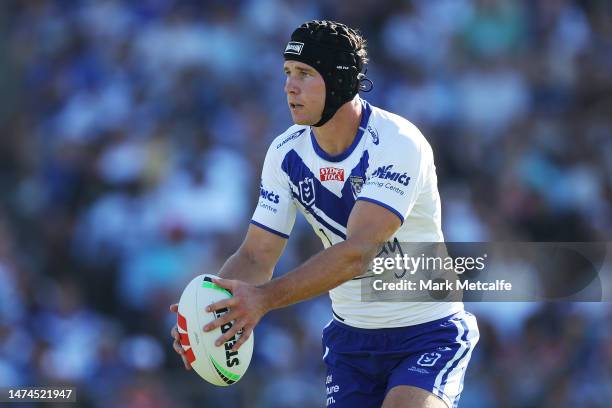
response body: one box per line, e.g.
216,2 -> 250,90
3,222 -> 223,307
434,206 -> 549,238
176,274 -> 254,386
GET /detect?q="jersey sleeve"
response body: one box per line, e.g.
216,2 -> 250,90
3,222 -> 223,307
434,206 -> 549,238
357,136 -> 427,224
250,144 -> 297,238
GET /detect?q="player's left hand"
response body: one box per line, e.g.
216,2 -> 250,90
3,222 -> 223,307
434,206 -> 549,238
203,277 -> 269,352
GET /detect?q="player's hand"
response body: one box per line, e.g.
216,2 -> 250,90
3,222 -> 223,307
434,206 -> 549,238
203,278 -> 269,352
169,303 -> 192,370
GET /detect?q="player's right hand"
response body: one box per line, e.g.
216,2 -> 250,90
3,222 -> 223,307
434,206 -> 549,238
169,303 -> 192,370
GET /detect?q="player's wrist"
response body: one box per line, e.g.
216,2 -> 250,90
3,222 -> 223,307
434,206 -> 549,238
257,280 -> 283,312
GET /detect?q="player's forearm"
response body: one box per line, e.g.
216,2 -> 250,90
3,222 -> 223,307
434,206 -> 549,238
259,239 -> 374,311
217,248 -> 274,286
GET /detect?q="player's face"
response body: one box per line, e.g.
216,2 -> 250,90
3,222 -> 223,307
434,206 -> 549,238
283,61 -> 325,125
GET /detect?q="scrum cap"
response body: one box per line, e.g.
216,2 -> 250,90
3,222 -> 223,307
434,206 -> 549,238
284,20 -> 371,127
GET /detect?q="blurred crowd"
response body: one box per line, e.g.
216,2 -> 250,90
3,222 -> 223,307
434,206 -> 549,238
0,0 -> 611,407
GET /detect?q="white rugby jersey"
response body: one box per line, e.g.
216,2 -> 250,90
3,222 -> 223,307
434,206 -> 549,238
251,99 -> 463,328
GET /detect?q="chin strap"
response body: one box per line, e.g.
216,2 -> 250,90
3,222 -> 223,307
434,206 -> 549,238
312,70 -> 373,127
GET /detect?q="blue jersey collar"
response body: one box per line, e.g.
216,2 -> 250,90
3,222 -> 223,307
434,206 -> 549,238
310,99 -> 372,163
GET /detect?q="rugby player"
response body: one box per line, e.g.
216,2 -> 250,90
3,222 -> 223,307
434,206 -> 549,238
171,20 -> 479,408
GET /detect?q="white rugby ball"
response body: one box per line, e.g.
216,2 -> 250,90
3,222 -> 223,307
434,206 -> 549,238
176,274 -> 254,386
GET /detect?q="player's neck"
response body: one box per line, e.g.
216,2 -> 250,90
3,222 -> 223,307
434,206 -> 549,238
311,97 -> 362,157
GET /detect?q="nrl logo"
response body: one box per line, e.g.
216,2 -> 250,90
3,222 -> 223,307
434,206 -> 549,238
417,352 -> 441,367
349,176 -> 364,199
285,41 -> 304,55
298,177 -> 315,206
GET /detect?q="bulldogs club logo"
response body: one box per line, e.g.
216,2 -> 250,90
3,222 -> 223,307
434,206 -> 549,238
349,176 -> 364,199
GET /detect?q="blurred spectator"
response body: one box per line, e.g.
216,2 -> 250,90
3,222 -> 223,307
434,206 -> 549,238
0,0 -> 611,406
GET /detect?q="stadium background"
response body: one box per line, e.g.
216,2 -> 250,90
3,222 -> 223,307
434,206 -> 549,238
0,0 -> 611,406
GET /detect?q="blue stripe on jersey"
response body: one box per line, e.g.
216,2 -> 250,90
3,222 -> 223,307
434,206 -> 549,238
290,191 -> 347,240
310,100 -> 372,162
280,149 -> 370,233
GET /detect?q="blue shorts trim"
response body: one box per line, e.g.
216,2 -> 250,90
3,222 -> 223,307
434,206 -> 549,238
322,310 -> 479,408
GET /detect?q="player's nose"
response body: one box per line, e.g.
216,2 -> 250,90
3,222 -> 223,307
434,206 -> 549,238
284,77 -> 299,95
